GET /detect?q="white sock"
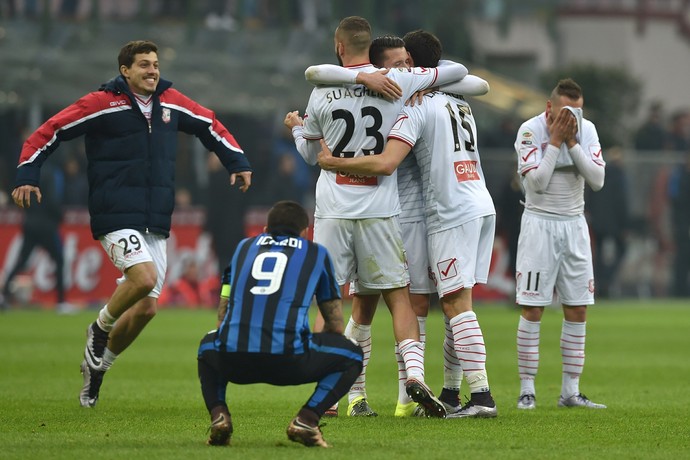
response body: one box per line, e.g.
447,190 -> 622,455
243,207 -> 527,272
396,316 -> 427,405
97,305 -> 117,332
517,316 -> 540,396
345,317 -> 372,403
443,315 -> 462,391
101,347 -> 118,371
395,343 -> 411,404
398,339 -> 425,382
449,311 -> 489,393
561,319 -> 586,398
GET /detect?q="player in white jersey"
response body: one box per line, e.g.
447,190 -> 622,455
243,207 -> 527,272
330,34 -> 491,418
513,78 -> 607,411
287,16 -> 469,419
317,30 -> 498,419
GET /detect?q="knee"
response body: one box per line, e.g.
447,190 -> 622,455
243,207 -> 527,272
130,267 -> 158,297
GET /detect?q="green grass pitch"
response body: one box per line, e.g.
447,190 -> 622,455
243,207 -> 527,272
1,299 -> 689,459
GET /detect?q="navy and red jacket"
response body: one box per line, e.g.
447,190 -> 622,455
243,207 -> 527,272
14,75 -> 252,239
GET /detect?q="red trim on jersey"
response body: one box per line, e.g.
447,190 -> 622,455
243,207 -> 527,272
134,94 -> 152,106
521,165 -> 538,176
387,135 -> 414,148
345,62 -> 372,69
430,68 -> 439,87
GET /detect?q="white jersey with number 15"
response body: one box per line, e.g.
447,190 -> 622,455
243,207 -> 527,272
388,92 -> 495,234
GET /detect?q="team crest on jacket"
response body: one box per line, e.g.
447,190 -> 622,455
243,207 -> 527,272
162,108 -> 171,123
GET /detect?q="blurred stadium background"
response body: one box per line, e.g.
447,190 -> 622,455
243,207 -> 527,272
1,0 -> 689,308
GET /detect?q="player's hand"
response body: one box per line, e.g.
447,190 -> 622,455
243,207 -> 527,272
405,88 -> 435,107
284,110 -> 304,129
357,69 -> 403,101
317,140 -> 337,171
230,171 -> 252,192
11,185 -> 41,208
548,108 -> 577,147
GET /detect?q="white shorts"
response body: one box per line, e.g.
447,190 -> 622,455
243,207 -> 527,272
427,215 -> 495,298
100,229 -> 167,298
350,219 -> 434,296
515,211 -> 594,306
314,216 -> 409,290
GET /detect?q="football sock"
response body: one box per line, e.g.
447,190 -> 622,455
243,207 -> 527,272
398,339 -> 425,381
443,315 -> 462,392
517,315 -> 540,395
101,348 -> 118,371
449,311 -> 489,393
345,317 -> 371,403
561,319 -> 586,397
397,316 -> 427,404
97,305 -> 117,332
297,408 -> 319,427
439,388 -> 460,407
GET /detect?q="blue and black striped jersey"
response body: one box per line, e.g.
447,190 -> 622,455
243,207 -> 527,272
217,233 -> 340,354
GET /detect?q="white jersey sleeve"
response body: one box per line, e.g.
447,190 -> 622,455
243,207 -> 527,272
515,113 -> 604,215
304,61 -> 468,94
291,126 -> 320,166
439,74 -> 490,97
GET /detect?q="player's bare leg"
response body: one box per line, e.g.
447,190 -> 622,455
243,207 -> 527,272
80,262 -> 157,407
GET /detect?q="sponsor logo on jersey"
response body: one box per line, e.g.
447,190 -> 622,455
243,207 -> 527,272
109,100 -> 128,107
589,145 -> 602,158
335,171 -> 378,186
521,148 -> 538,162
521,132 -> 532,138
521,140 -> 532,145
162,108 -> 171,123
437,258 -> 458,281
454,160 -> 480,182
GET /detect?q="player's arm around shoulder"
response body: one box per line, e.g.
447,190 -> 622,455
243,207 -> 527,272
316,138 -> 409,176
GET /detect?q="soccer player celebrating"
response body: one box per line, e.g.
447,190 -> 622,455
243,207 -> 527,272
317,29 -> 499,418
513,79 -> 607,410
10,40 -> 252,408
285,16 -> 470,418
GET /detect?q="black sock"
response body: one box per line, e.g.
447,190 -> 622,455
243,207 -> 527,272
439,388 -> 460,407
471,391 -> 495,407
297,407 -> 319,427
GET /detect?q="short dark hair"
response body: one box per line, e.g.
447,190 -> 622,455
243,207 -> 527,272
551,78 -> 583,101
118,40 -> 158,71
369,35 -> 406,67
335,16 -> 371,54
266,201 -> 309,236
403,29 -> 442,68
